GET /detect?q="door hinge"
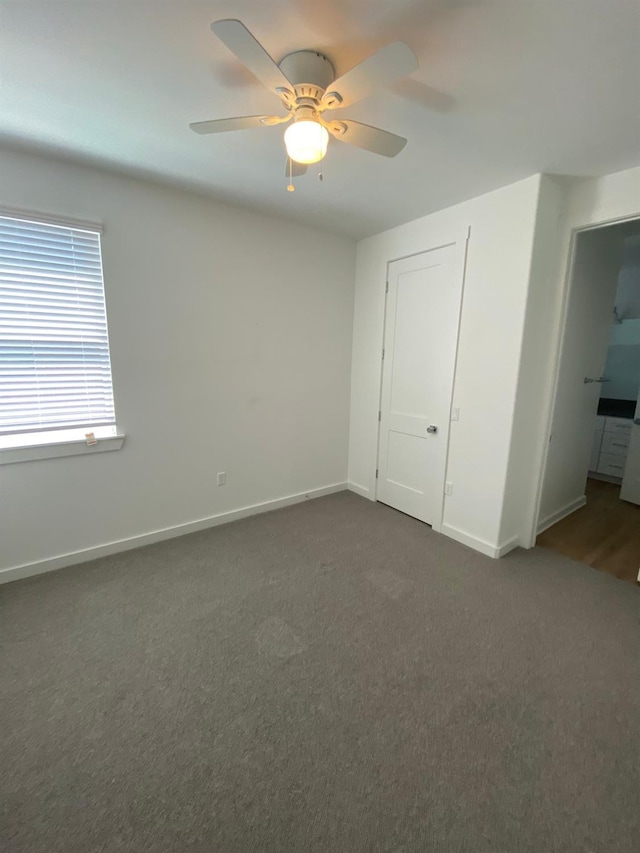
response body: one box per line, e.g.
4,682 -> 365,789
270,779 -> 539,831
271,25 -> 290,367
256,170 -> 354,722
378,410 -> 381,422
375,468 -> 379,479
381,347 -> 385,360
385,281 -> 389,293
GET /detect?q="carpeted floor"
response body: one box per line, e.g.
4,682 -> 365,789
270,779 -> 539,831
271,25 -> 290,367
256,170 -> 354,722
1,491 -> 639,852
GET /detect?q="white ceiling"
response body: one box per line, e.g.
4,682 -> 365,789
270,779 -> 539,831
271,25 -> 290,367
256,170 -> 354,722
1,0 -> 639,239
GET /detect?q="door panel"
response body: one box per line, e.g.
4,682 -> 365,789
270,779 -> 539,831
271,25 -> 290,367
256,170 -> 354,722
389,266 -> 442,417
386,430 -> 429,493
377,241 -> 465,527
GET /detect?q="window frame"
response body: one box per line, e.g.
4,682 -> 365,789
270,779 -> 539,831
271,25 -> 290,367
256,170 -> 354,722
0,206 -> 124,465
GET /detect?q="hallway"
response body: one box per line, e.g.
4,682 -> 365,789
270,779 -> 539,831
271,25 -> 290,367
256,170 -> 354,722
537,478 -> 640,584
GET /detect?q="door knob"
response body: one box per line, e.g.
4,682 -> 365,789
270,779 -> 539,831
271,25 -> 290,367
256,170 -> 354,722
426,425 -> 438,434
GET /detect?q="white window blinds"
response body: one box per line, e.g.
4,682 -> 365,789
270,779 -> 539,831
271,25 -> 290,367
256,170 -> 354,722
0,213 -> 116,435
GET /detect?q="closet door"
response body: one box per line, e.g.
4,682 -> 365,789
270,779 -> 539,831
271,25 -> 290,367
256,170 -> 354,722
377,237 -> 466,528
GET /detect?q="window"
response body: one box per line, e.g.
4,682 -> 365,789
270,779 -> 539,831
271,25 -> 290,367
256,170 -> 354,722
0,210 -> 123,463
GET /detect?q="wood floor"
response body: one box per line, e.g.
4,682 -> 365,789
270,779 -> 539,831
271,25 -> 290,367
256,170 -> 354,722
537,478 -> 640,584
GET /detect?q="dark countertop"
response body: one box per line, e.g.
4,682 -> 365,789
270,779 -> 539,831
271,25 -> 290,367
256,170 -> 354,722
597,398 -> 636,419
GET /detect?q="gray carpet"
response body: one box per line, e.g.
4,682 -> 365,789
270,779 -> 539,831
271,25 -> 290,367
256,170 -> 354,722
1,491 -> 639,852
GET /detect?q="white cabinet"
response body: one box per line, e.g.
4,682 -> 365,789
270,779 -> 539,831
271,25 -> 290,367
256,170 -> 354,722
597,453 -> 627,477
603,416 -> 633,436
600,431 -> 630,455
589,415 -> 632,481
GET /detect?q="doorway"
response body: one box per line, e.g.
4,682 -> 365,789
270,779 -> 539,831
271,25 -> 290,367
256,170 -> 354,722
537,218 -> 640,583
376,237 -> 466,530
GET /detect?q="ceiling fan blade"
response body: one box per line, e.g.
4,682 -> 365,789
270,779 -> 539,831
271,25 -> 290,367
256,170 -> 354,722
189,115 -> 281,134
324,119 -> 407,157
285,157 -> 308,178
211,19 -> 295,105
320,42 -> 417,110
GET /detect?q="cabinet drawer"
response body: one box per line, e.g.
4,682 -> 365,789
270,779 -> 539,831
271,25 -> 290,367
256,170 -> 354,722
597,453 -> 627,477
601,432 -> 630,457
604,416 -> 632,435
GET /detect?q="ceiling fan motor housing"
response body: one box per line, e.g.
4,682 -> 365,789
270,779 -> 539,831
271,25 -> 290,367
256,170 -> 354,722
279,50 -> 335,105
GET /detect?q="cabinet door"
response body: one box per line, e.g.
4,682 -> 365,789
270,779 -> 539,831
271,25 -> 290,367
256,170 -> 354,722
604,416 -> 632,436
597,453 -> 626,478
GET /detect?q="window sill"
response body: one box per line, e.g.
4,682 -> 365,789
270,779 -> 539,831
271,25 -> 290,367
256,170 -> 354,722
0,432 -> 125,465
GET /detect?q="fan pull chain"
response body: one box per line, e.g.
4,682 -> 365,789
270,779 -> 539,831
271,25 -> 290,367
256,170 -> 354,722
287,157 -> 295,192
318,122 -> 324,182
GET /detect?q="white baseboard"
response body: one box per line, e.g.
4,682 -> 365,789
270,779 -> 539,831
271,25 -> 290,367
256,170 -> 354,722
587,471 -> 622,485
495,536 -> 520,557
537,495 -> 586,535
347,481 -> 372,499
440,523 -> 510,559
0,482 -> 347,585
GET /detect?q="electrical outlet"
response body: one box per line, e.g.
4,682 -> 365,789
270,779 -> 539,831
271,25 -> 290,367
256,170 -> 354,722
217,472 -> 226,486
445,482 -> 453,496
451,407 -> 460,422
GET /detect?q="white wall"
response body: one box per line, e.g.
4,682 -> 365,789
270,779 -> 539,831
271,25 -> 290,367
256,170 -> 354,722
565,166 -> 640,230
602,339 -> 640,400
348,175 -> 542,556
604,256 -> 640,400
499,175 -> 566,547
0,147 -> 356,579
615,253 -> 640,320
5,155 -> 637,578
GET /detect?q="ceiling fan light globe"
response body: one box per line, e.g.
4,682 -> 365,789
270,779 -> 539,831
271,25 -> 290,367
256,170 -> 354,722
284,120 -> 329,165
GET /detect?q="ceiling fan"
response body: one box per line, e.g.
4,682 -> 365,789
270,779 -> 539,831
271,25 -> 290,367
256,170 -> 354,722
190,19 -> 418,182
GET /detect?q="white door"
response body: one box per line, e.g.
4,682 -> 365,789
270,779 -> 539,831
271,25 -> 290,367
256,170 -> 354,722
539,227 -> 625,524
620,393 -> 640,504
377,239 -> 466,529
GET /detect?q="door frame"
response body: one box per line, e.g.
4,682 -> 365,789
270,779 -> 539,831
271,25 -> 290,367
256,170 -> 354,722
373,227 -> 470,533
528,212 -> 640,545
